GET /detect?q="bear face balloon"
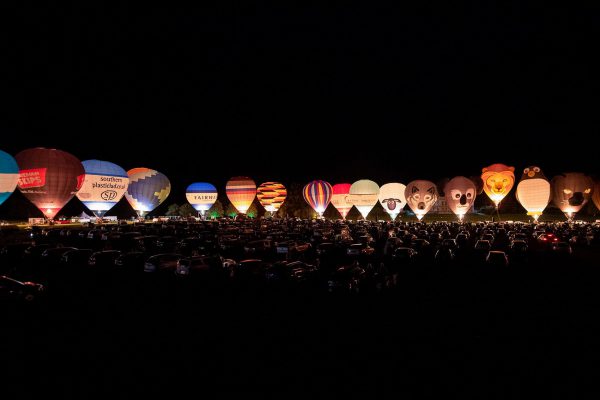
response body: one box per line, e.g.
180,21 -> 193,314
404,180 -> 438,220
481,163 -> 515,206
551,173 -> 593,219
444,176 -> 476,220
516,166 -> 550,221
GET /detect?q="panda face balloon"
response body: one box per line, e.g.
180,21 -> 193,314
404,180 -> 438,220
444,177 -> 476,219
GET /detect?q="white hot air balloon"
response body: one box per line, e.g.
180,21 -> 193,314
378,183 -> 406,220
348,180 -> 379,219
515,166 -> 551,222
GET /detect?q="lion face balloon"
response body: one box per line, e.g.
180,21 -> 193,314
481,163 -> 515,206
444,176 -> 476,219
551,173 -> 593,218
404,180 -> 438,220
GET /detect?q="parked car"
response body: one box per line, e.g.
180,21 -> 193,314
0,275 -> 45,302
485,251 -> 509,267
144,253 -> 182,274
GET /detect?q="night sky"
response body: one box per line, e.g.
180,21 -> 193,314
4,3 -> 599,202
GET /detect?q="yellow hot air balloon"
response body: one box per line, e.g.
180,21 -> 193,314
481,163 -> 515,207
257,182 -> 287,214
226,177 -> 256,214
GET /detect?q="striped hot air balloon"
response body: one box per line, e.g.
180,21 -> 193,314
124,168 -> 171,217
331,183 -> 352,220
226,177 -> 256,214
77,160 -> 129,217
303,180 -> 332,217
186,182 -> 218,216
257,182 -> 287,214
16,148 -> 85,220
0,149 -> 19,208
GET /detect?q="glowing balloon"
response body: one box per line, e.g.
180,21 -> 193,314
303,180 -> 332,217
76,160 -> 129,217
124,168 -> 171,216
515,166 -> 550,222
378,183 -> 406,220
257,182 -> 287,213
444,177 -> 476,221
331,183 -> 352,220
0,150 -> 19,207
551,173 -> 593,220
186,183 -> 218,216
481,163 -> 515,207
593,180 -> 600,213
226,177 -> 256,214
405,180 -> 438,221
15,148 -> 84,220
348,180 -> 379,219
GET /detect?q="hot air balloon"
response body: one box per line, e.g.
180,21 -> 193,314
0,150 -> 19,207
593,179 -> 600,213
378,183 -> 406,220
15,148 -> 84,220
551,173 -> 593,220
257,182 -> 287,215
124,168 -> 171,217
405,180 -> 438,221
481,163 -> 515,207
226,177 -> 256,214
515,166 -> 551,222
303,180 -> 332,217
444,177 -> 476,221
331,183 -> 352,220
76,160 -> 129,217
348,180 -> 379,219
186,182 -> 218,217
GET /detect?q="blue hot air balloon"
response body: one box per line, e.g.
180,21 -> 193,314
76,160 -> 129,217
0,150 -> 19,207
186,182 -> 218,216
124,168 -> 171,216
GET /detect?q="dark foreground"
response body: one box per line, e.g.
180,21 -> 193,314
3,263 -> 599,396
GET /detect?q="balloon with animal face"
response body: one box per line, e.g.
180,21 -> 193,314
593,179 -> 600,213
349,179 -> 379,219
515,166 -> 551,222
551,173 -> 593,220
481,163 -> 515,207
404,180 -> 438,220
378,183 -> 406,220
444,177 -> 476,221
331,183 -> 352,220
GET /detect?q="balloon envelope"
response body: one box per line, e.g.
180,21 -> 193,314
303,180 -> 332,215
378,183 -> 406,220
593,179 -> 600,212
481,163 -> 515,206
405,180 -> 438,220
16,148 -> 84,219
186,182 -> 218,213
226,177 -> 256,214
0,150 -> 19,207
125,168 -> 171,215
76,160 -> 129,217
349,180 -> 379,219
257,182 -> 287,213
515,166 -> 550,220
551,173 -> 593,218
331,183 -> 352,219
444,177 -> 476,219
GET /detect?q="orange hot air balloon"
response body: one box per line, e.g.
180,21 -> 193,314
226,177 -> 256,214
16,148 -> 85,220
481,163 -> 515,207
257,182 -> 287,213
